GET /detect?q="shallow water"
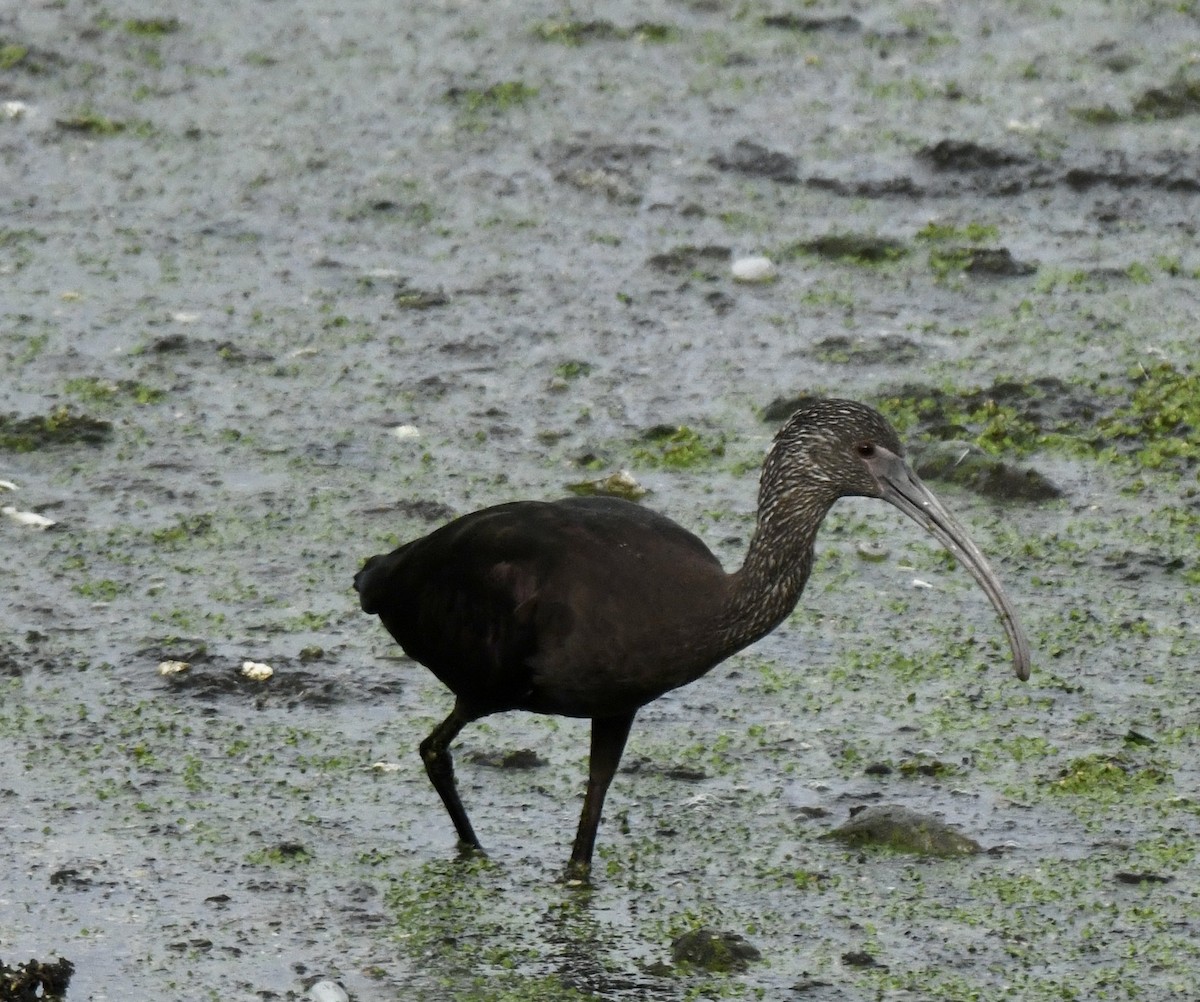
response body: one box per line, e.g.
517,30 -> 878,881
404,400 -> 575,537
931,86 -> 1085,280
3,1 -> 1199,999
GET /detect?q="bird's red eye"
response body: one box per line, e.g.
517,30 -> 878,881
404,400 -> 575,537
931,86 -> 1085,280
857,442 -> 875,457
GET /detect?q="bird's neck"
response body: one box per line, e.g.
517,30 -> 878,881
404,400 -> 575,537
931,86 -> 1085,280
717,492 -> 832,656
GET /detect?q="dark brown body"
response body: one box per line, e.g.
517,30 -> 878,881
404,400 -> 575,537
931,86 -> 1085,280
356,497 -> 768,719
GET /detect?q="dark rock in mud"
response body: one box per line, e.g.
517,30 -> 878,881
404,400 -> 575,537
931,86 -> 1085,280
467,748 -> 546,770
1062,150 -> 1200,193
1133,73 -> 1200,120
1093,41 -> 1138,73
48,863 -> 114,891
710,139 -> 799,183
149,333 -> 190,353
918,139 -> 1031,172
793,975 -> 835,992
213,340 -> 274,364
806,172 -> 925,197
822,804 -> 982,856
761,13 -> 860,33
0,640 -> 70,677
621,756 -> 707,781
916,140 -> 1051,195
704,290 -> 736,314
828,141 -> 1200,199
0,957 -> 74,1001
959,247 -> 1036,277
1099,549 -> 1188,582
812,334 -> 923,366
646,244 -> 730,277
760,394 -> 821,423
786,232 -> 909,264
842,949 -> 884,968
389,498 -> 459,522
162,662 -> 344,708
1114,870 -> 1171,885
898,757 -> 958,779
549,142 -> 661,204
671,928 -> 762,972
913,441 -> 1063,503
0,642 -> 34,678
394,288 -> 449,310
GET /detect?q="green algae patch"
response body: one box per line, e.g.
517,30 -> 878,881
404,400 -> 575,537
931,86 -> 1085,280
65,376 -> 165,407
822,805 -> 982,857
0,41 -> 30,70
0,406 -> 112,451
447,80 -> 538,114
382,856 -> 608,1000
1070,103 -> 1125,124
632,425 -> 726,469
1048,754 -> 1170,799
915,221 -> 1000,243
533,20 -> 679,45
876,365 -> 1200,480
554,359 -> 593,381
122,17 -> 182,36
54,109 -> 128,135
1101,362 -> 1200,472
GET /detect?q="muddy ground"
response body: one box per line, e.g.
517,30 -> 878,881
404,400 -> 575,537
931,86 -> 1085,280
2,1 -> 1199,999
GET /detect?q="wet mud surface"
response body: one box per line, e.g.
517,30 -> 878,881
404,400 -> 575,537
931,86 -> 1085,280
3,1 -> 1200,999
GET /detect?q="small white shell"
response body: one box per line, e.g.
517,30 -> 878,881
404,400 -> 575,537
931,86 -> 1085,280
731,255 -> 777,283
2,505 -> 56,529
309,980 -> 350,1002
240,660 -> 274,681
2,101 -> 28,120
909,578 -> 934,590
390,424 -> 421,440
158,660 -> 191,676
370,761 -> 403,773
0,480 -> 18,492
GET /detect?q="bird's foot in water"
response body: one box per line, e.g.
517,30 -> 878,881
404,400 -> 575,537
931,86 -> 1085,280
454,840 -> 487,865
562,858 -> 594,888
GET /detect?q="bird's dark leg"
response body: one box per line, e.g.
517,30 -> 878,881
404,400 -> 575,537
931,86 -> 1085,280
419,701 -> 483,853
567,711 -> 636,880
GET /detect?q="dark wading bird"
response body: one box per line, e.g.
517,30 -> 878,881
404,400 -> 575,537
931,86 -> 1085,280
355,399 -> 1030,879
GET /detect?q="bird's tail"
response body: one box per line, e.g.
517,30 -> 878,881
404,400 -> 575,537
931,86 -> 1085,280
354,554 -> 390,614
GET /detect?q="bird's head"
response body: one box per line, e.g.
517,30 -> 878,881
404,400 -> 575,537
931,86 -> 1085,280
765,398 -> 906,505
764,398 -> 1031,681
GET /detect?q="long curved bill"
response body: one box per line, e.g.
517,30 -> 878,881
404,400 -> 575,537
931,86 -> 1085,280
868,449 -> 1031,681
